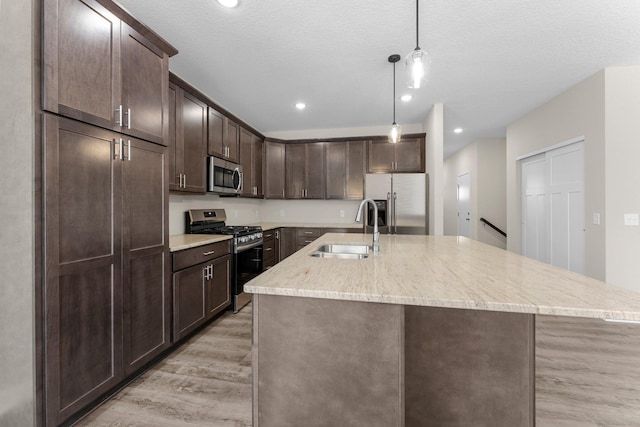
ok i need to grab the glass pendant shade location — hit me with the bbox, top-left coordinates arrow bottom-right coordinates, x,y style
389,122 -> 402,144
405,48 -> 431,89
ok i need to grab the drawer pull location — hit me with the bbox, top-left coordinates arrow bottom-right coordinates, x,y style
203,250 -> 215,256
304,240 -> 314,243
265,247 -> 273,251
304,231 -> 313,235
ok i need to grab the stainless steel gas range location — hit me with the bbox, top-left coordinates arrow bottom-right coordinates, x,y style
185,209 -> 262,313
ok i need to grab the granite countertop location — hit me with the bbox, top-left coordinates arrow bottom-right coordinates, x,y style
245,233 -> 640,321
169,234 -> 232,252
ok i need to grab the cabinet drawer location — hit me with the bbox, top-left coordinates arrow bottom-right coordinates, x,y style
264,237 -> 276,256
297,235 -> 320,247
263,256 -> 276,271
172,240 -> 231,272
263,229 -> 276,240
296,228 -> 324,238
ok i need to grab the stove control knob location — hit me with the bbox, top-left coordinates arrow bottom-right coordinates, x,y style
250,234 -> 256,240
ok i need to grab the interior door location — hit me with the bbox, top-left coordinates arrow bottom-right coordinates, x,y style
522,155 -> 546,262
457,173 -> 471,238
546,143 -> 585,274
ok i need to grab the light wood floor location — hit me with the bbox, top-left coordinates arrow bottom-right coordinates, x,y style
75,306 -> 253,426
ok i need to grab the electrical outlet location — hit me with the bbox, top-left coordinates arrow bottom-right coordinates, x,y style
624,213 -> 639,226
234,210 -> 238,218
593,213 -> 600,225
340,209 -> 345,218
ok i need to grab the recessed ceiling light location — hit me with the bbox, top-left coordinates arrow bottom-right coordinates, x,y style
454,128 -> 463,134
400,94 -> 413,102
217,0 -> 238,8
295,102 -> 306,110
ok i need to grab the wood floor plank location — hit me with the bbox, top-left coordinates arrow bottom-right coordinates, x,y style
75,306 -> 253,426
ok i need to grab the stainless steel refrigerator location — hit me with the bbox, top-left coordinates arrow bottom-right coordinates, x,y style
364,173 -> 429,235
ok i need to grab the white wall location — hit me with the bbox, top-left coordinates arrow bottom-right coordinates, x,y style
169,195 -> 360,235
423,103 -> 444,235
443,139 -> 506,249
603,67 -> 640,292
506,71 -> 606,281
0,0 -> 36,424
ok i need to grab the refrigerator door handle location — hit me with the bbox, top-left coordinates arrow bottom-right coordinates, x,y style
387,192 -> 392,234
393,192 -> 398,234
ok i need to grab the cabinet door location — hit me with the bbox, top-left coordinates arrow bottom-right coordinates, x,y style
265,141 -> 285,199
239,127 -> 254,196
346,140 -> 366,199
122,138 -> 170,375
168,84 -> 180,190
224,118 -> 240,162
368,140 -> 395,173
285,144 -> 305,199
43,115 -> 123,426
208,107 -> 225,157
254,136 -> 264,197
305,143 -> 325,199
206,255 -> 231,319
325,142 -> 347,199
120,22 -> 169,145
43,0 -> 121,130
279,228 -> 298,261
395,137 -> 425,172
180,91 -> 207,193
173,263 -> 207,341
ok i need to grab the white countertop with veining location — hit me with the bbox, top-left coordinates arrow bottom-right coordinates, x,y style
169,234 -> 232,252
245,233 -> 640,320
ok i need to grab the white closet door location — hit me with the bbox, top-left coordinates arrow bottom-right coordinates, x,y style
521,142 -> 584,274
546,143 -> 584,274
522,155 -> 546,262
457,172 -> 471,238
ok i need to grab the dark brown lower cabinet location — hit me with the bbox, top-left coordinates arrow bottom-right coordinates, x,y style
172,243 -> 231,341
43,115 -> 170,426
278,228 -> 298,261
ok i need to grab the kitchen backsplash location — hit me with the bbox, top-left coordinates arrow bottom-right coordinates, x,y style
169,195 -> 361,235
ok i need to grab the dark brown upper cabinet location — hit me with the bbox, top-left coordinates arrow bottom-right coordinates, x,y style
239,127 -> 264,197
286,143 -> 325,199
43,0 -> 177,146
368,136 -> 425,173
264,140 -> 286,199
168,81 -> 207,193
325,140 -> 366,200
209,110 -> 240,163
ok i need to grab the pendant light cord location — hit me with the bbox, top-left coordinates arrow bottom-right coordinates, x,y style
392,61 -> 396,123
415,0 -> 420,50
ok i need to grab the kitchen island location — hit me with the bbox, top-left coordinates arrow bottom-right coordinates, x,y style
246,233 -> 640,426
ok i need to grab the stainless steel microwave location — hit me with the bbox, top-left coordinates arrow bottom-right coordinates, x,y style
208,156 -> 242,194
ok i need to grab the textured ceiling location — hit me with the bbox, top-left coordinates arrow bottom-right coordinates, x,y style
117,0 -> 640,157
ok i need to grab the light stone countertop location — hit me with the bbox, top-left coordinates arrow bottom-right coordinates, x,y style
245,233 -> 640,321
169,234 -> 232,252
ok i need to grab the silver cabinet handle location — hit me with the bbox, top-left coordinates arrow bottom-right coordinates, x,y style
115,105 -> 123,127
393,192 -> 398,233
282,188 -> 285,198
203,265 -> 208,280
304,231 -> 313,235
183,174 -> 187,188
265,247 -> 273,252
275,230 -> 279,239
209,265 -> 214,280
301,188 -> 304,198
114,138 -> 123,160
123,140 -> 131,161
124,108 -> 131,129
203,250 -> 215,256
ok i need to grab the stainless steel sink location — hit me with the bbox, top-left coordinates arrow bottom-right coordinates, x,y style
310,243 -> 371,259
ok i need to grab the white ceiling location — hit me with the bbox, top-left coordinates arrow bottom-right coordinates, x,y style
117,0 -> 640,157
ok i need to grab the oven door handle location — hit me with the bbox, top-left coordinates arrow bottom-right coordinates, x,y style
235,240 -> 263,253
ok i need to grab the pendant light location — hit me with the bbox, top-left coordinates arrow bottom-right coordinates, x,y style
388,54 -> 402,144
405,0 -> 431,89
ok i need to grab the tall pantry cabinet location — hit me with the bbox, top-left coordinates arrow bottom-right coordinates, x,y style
41,0 -> 178,425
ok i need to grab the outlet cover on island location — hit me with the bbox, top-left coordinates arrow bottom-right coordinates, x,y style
234,210 -> 238,218
340,210 -> 345,218
280,209 -> 285,217
593,213 -> 600,225
624,213 -> 639,226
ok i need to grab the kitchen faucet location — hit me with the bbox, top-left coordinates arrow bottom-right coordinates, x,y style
355,198 -> 380,253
